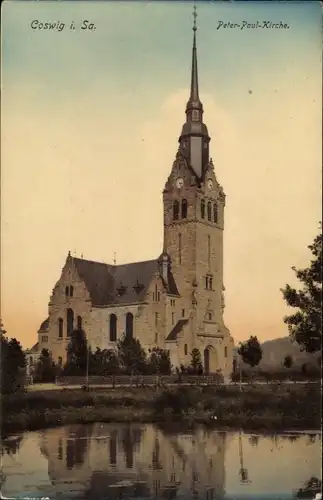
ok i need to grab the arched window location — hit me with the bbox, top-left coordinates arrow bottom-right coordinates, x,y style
65,286 -> 69,297
201,199 -> 205,219
58,318 -> 63,338
126,312 -> 134,338
181,199 -> 188,219
77,315 -> 82,330
109,314 -> 117,341
173,200 -> 179,221
69,285 -> 74,297
213,203 -> 218,223
184,344 -> 188,356
67,308 -> 74,337
207,201 -> 212,221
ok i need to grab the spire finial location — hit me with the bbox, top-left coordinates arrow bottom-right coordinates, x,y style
113,252 -> 117,266
193,4 -> 197,32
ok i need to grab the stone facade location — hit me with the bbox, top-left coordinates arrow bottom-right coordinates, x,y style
34,20 -> 234,379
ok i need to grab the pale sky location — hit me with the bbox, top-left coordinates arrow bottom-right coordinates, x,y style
1,1 -> 322,349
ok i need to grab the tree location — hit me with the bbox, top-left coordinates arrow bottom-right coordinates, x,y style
0,321 -> 26,394
117,332 -> 148,375
34,348 -> 56,382
147,348 -> 172,375
237,336 -> 262,368
190,348 -> 203,375
281,226 -> 322,353
89,348 -> 120,375
283,355 -> 293,369
64,328 -> 88,375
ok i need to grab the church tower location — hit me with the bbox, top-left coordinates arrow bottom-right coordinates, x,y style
163,6 -> 232,373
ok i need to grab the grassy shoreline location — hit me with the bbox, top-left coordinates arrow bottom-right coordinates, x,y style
1,383 -> 321,436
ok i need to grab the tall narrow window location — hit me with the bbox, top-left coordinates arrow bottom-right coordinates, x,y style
126,312 -> 134,338
173,200 -> 179,221
208,235 -> 211,267
58,318 -> 63,338
181,199 -> 188,219
65,286 -> 69,297
67,308 -> 74,337
207,201 -> 212,221
109,314 -> 117,341
209,277 -> 213,290
205,277 -> 209,289
69,285 -> 74,297
179,233 -> 182,264
155,312 -> 158,326
201,199 -> 205,219
77,315 -> 82,330
184,344 -> 188,356
172,312 -> 175,325
224,346 -> 228,358
213,203 -> 218,223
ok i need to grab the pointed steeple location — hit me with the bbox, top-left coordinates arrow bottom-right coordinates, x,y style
186,5 -> 203,117
178,5 -> 210,180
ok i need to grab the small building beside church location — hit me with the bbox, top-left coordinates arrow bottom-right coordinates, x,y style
34,15 -> 234,379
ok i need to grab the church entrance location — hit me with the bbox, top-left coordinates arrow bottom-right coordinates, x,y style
204,345 -> 218,374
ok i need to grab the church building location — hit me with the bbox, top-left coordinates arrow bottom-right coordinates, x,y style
35,12 -> 234,379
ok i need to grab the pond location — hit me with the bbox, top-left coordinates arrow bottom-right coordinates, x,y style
0,423 -> 321,499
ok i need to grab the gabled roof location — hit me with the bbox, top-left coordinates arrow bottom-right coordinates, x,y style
72,257 -> 179,307
38,318 -> 49,332
161,271 -> 180,297
166,319 -> 189,341
73,258 -> 116,306
25,342 -> 39,353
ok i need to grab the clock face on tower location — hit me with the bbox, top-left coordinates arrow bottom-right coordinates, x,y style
176,177 -> 184,189
207,179 -> 213,190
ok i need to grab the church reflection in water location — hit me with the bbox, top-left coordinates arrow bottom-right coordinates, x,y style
39,423 -> 228,499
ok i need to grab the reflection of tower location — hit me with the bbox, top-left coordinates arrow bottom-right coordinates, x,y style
109,430 -> 117,466
122,428 -> 134,469
238,431 -> 251,484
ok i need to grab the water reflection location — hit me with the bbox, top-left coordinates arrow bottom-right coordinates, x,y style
1,424 -> 321,499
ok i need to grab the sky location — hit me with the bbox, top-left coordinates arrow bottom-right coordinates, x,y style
1,1 -> 322,349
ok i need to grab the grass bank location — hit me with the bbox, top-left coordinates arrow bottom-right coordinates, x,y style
1,383 -> 321,436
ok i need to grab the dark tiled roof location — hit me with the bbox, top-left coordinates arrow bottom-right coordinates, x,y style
166,319 -> 189,341
72,257 -> 179,307
38,318 -> 49,332
161,271 -> 180,297
73,258 -> 116,306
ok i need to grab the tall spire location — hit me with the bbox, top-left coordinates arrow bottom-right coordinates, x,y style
186,4 -> 203,117
178,4 -> 210,180
190,5 -> 199,103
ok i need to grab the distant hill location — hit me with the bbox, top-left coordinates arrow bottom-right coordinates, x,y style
234,336 -> 320,370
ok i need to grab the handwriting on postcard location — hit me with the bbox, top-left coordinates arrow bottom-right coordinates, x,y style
30,20 -> 96,31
